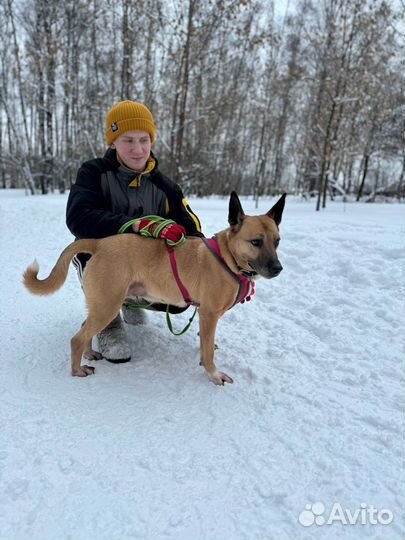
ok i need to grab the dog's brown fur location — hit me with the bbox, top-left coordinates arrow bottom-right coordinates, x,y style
23,192 -> 286,385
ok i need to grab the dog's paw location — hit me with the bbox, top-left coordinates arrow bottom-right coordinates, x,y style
83,349 -> 103,361
71,365 -> 95,377
207,370 -> 234,386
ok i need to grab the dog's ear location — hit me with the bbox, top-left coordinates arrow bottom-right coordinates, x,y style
228,191 -> 245,228
267,193 -> 287,226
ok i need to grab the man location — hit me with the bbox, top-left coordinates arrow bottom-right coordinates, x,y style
66,100 -> 202,363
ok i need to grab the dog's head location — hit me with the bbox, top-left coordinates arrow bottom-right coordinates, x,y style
227,191 -> 286,279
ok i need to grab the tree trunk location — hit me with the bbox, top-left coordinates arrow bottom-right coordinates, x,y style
174,0 -> 195,168
397,154 -> 405,200
44,6 -> 55,192
7,0 -> 32,156
316,98 -> 336,210
322,160 -> 330,208
0,102 -> 4,188
356,154 -> 369,201
121,0 -> 133,100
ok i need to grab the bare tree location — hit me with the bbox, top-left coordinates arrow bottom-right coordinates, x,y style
0,0 -> 403,205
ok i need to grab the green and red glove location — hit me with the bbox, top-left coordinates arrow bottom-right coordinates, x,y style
131,216 -> 186,247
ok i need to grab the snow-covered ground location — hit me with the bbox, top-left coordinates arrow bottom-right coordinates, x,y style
0,189 -> 404,540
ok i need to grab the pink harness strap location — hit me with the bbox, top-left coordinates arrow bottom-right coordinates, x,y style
167,246 -> 196,306
203,237 -> 255,307
167,237 -> 255,309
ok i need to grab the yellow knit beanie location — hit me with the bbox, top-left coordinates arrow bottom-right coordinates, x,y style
105,100 -> 157,145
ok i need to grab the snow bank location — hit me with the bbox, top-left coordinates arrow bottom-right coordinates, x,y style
0,191 -> 404,540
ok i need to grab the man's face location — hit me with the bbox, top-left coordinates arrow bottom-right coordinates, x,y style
112,130 -> 152,171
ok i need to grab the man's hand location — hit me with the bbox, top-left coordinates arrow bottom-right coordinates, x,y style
132,217 -> 186,246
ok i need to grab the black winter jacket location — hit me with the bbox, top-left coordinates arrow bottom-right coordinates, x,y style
66,149 -> 202,239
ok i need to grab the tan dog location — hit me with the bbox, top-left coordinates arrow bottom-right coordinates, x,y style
23,192 -> 286,385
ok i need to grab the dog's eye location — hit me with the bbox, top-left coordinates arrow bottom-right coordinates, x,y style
250,239 -> 263,248
274,239 -> 280,248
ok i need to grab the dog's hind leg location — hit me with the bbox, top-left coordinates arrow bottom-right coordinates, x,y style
198,308 -> 233,386
79,320 -> 103,361
71,292 -> 127,376
71,313 -> 120,376
71,323 -> 98,377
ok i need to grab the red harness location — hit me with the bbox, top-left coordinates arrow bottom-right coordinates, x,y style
166,237 -> 255,308
166,245 -> 196,306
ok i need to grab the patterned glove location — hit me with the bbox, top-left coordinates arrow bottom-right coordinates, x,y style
132,216 -> 186,247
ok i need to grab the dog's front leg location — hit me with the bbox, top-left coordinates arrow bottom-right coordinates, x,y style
199,308 -> 233,386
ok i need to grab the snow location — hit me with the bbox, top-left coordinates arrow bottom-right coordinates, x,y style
0,189 -> 404,540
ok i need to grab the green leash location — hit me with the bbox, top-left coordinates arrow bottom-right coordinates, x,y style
165,304 -> 198,336
123,301 -> 197,336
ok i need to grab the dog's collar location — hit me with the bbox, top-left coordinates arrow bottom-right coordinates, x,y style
202,237 -> 255,307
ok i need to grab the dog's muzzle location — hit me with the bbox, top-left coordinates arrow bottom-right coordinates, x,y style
268,263 -> 283,278
250,260 -> 283,279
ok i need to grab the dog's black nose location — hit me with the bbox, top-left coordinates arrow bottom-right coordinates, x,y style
269,264 -> 283,277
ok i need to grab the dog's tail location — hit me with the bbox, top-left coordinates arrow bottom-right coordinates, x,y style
23,239 -> 99,296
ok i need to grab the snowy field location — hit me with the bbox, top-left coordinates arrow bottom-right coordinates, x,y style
0,189 -> 404,540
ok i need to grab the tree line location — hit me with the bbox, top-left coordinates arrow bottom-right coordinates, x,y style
1,0 -> 404,208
